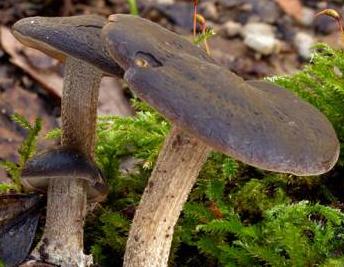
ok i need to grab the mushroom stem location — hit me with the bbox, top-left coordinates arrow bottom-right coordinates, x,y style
124,126 -> 210,267
31,57 -> 101,266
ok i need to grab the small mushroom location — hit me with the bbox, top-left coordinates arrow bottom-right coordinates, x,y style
12,15 -> 116,266
21,148 -> 108,203
102,14 -> 339,267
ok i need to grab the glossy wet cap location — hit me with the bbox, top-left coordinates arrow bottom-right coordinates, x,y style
12,15 -> 123,77
21,148 -> 108,202
102,14 -> 339,176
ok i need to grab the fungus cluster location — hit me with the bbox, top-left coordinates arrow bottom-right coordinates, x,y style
0,14 -> 339,267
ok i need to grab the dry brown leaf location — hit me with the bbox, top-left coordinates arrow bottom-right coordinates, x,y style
0,85 -> 57,162
98,77 -> 133,116
0,125 -> 23,162
275,0 -> 303,21
23,48 -> 60,71
318,31 -> 344,49
0,168 -> 10,183
0,85 -> 57,129
1,27 -> 133,117
0,26 -> 63,98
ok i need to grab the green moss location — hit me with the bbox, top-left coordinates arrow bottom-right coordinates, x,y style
192,202 -> 344,267
233,179 -> 290,219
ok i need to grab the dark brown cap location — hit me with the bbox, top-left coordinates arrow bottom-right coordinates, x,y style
102,14 -> 339,176
12,15 -> 123,77
21,148 -> 108,202
103,14 -> 214,70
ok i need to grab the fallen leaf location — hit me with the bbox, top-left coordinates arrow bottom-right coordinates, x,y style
318,31 -> 344,49
0,194 -> 42,226
1,27 -> 133,117
0,194 -> 42,267
0,120 -> 23,162
0,26 -> 63,98
98,77 -> 133,116
275,0 -> 303,21
208,36 -> 247,67
143,2 -> 194,30
22,47 -> 60,71
0,169 -> 10,183
0,84 -> 57,162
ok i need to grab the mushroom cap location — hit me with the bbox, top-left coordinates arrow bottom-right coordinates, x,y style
21,148 -> 108,202
12,15 -> 123,77
103,14 -> 214,70
102,14 -> 339,176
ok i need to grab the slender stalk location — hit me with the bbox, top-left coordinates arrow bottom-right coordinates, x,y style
193,0 -> 198,37
30,58 -> 101,266
124,126 -> 210,267
127,0 -> 139,15
195,14 -> 211,55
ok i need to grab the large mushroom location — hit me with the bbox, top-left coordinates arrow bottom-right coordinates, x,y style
102,14 -> 340,267
12,15 -> 122,266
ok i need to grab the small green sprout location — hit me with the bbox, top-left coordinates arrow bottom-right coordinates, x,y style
191,13 -> 216,55
127,0 -> 138,16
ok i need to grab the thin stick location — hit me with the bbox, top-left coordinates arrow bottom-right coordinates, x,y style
193,0 -> 198,37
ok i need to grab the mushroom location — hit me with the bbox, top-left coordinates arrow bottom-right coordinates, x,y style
12,15 -> 120,266
21,148 -> 108,203
19,148 -> 107,265
102,14 -> 340,267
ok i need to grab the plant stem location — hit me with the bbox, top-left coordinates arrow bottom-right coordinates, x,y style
124,126 -> 210,267
193,0 -> 198,37
127,0 -> 139,15
31,58 -> 101,266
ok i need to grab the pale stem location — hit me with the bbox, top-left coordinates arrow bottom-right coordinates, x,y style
124,126 -> 210,267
